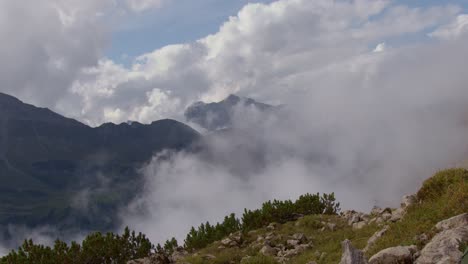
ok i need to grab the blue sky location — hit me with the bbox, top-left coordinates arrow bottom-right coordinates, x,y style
107,0 -> 468,63
108,0 -> 275,62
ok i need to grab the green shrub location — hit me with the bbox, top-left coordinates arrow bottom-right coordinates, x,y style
185,192 -> 340,250
0,227 -> 152,264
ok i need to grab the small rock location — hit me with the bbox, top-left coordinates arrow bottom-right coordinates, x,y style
327,223 -> 337,231
381,212 -> 392,221
371,206 -> 383,215
260,245 -> 278,256
240,256 -> 252,263
352,221 -> 367,230
339,239 -> 368,264
390,208 -> 405,222
267,223 -> 277,231
127,253 -> 171,264
400,194 -> 416,208
292,233 -> 308,243
202,254 -> 217,260
287,239 -> 300,246
349,215 -> 361,225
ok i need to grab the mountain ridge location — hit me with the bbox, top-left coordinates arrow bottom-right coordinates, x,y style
0,92 -> 200,233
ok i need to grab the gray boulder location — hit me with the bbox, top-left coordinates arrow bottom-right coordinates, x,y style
339,239 -> 368,264
415,227 -> 468,264
435,213 -> 468,231
368,245 -> 418,264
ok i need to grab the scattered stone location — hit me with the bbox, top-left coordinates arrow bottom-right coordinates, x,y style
327,223 -> 337,231
400,194 -> 416,208
171,247 -> 188,261
368,245 -> 418,264
390,208 -> 404,222
363,225 -> 389,252
240,256 -> 252,263
314,250 -> 321,258
435,213 -> 468,231
202,254 -> 217,260
371,206 -> 383,215
267,223 -> 278,231
127,253 -> 171,264
292,233 -> 308,244
287,239 -> 300,246
415,227 -> 468,264
260,245 -> 278,256
339,239 -> 368,264
381,212 -> 392,222
265,232 -> 276,241
352,221 -> 367,230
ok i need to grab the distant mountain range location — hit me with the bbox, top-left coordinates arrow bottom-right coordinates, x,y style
185,94 -> 274,131
0,92 -> 275,237
0,92 -> 199,233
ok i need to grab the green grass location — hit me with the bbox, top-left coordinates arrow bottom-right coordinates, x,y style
366,168 -> 468,256
178,168 -> 468,264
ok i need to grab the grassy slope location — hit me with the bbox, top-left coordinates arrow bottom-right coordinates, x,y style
180,168 -> 468,264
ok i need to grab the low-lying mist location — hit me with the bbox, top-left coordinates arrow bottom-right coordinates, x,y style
120,39 -> 468,244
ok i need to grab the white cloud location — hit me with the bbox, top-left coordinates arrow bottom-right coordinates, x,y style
64,0 -> 463,126
430,14 -> 468,40
0,0 -> 114,108
126,0 -> 164,12
373,42 -> 386,52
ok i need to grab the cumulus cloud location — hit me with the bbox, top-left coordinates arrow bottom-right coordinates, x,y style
63,0 -> 461,126
0,0 -> 116,109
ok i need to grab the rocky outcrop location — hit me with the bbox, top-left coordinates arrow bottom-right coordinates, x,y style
220,231 -> 243,248
434,213 -> 468,231
415,214 -> 468,264
256,232 -> 313,263
339,239 -> 368,264
127,253 -> 171,264
368,245 -> 418,264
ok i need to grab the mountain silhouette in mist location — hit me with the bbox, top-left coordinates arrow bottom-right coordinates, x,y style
0,92 -> 199,232
185,94 -> 274,131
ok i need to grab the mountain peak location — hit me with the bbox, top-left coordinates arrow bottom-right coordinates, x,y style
184,94 -> 273,131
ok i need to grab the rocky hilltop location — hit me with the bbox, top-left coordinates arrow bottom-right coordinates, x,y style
128,169 -> 467,264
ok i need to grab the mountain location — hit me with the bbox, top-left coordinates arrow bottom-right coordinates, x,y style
184,94 -> 274,131
0,92 -> 199,233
